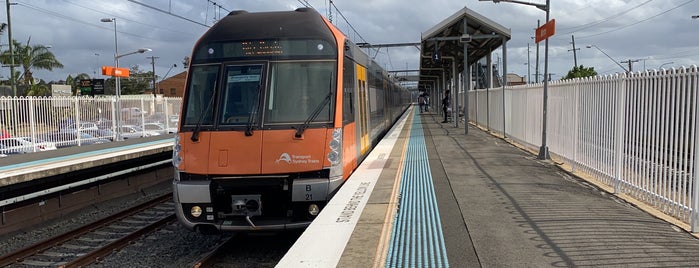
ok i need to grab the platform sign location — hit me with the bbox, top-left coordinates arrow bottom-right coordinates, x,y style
80,79 -> 92,96
102,66 -> 130,77
92,79 -> 105,95
535,19 -> 555,43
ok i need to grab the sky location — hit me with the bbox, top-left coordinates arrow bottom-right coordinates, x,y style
3,0 -> 698,86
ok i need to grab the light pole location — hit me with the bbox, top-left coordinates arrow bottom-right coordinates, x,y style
94,53 -> 100,77
586,45 -> 628,72
481,0 -> 551,159
101,17 -> 152,141
658,62 -> 674,69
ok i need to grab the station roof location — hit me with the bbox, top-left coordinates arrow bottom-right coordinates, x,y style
419,7 -> 511,90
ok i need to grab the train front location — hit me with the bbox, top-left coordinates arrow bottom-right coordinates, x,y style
172,9 -> 346,232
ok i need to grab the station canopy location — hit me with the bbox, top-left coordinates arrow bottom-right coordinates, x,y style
419,7 -> 511,91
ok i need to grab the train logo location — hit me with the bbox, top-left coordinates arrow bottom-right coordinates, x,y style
275,153 -> 292,164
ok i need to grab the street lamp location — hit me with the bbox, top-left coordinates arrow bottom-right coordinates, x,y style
586,45 -> 628,72
658,62 -> 674,69
481,0 -> 551,160
101,17 -> 152,141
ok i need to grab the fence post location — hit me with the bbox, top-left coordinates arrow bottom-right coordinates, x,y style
28,97 -> 37,151
691,66 -> 699,232
573,79 -> 580,173
613,74 -> 627,194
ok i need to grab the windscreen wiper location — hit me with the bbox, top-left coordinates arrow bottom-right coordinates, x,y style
191,93 -> 216,142
295,90 -> 332,138
245,83 -> 262,136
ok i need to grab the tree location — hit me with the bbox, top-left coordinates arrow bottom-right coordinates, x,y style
25,82 -> 50,96
103,65 -> 153,95
564,65 -> 597,79
66,73 -> 91,95
0,38 -> 64,87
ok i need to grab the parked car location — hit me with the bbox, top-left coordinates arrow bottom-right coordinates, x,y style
0,137 -> 57,154
119,125 -> 160,139
169,115 -> 180,125
43,132 -> 111,148
83,128 -> 116,141
121,107 -> 147,118
143,122 -> 177,135
60,122 -> 99,132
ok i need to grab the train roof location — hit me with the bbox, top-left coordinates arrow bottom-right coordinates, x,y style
197,8 -> 336,44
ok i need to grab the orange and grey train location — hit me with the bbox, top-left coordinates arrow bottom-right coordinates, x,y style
172,8 -> 410,233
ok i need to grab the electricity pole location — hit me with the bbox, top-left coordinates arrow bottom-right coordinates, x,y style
621,59 -> 640,72
568,35 -> 580,67
535,20 -> 540,83
148,56 -> 159,95
6,1 -> 16,96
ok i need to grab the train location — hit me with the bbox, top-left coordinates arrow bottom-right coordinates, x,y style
171,8 -> 411,233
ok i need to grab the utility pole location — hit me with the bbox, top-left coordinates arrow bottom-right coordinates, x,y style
527,43 -> 531,83
621,59 -> 640,72
328,0 -> 333,23
6,0 -> 16,96
568,35 -> 580,67
147,56 -> 159,95
535,20 -> 540,83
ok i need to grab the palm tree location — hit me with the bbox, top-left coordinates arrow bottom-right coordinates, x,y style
66,73 -> 91,95
0,37 -> 63,86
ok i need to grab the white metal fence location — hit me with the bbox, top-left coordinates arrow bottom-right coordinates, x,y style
469,66 -> 699,231
0,95 -> 182,154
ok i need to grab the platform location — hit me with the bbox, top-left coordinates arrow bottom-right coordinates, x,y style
279,107 -> 699,267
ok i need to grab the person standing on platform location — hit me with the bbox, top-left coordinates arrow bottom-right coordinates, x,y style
441,90 -> 450,123
418,93 -> 426,113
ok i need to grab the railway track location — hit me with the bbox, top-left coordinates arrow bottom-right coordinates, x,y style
0,193 -> 174,267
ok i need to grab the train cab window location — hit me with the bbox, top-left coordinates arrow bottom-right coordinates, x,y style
265,61 -> 335,124
183,65 -> 219,126
220,65 -> 263,125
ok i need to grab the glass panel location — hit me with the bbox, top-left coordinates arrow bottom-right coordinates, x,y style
265,61 -> 335,124
183,65 -> 219,125
220,65 -> 264,125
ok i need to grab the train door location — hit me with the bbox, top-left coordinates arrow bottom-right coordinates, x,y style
356,64 -> 370,155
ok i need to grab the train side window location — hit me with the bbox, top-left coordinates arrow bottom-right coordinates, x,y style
343,57 -> 355,123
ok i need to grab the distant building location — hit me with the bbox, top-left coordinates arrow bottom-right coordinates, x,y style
506,73 -> 526,86
156,71 -> 187,98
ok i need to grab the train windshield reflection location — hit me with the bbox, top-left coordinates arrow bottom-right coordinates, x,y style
265,61 -> 335,124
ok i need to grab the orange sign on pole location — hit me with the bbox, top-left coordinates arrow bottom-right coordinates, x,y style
535,19 -> 555,43
101,66 -> 130,77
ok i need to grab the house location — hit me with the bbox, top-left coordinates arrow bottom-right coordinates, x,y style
155,71 -> 187,97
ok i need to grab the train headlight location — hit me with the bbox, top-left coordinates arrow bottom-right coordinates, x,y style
191,206 -> 202,217
327,128 -> 342,166
173,135 -> 182,169
308,204 -> 320,216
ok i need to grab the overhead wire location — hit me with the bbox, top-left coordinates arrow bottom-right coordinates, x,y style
576,0 -> 695,39
15,2 -> 157,41
127,0 -> 210,28
558,0 -> 654,34
63,0 -> 198,37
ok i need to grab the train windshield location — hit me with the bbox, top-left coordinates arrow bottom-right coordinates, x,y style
183,65 -> 218,126
265,61 -> 335,124
220,65 -> 264,125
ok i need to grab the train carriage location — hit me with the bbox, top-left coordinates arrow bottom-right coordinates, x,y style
172,8 -> 410,233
